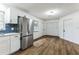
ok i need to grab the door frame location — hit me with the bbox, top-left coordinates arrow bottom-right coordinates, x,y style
63,18 -> 72,38
46,21 -> 59,36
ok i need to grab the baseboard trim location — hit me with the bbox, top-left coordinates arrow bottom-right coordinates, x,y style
33,36 -> 44,41
33,35 -> 60,41
43,35 -> 60,38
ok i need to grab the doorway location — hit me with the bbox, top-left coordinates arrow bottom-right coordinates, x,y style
63,19 -> 74,42
46,22 -> 59,36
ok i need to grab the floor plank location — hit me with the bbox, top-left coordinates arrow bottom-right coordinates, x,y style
15,37 -> 79,55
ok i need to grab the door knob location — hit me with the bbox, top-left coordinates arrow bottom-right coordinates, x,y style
63,29 -> 65,32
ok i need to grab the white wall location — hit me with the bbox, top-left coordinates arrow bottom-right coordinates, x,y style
59,11 -> 79,44
44,20 -> 59,36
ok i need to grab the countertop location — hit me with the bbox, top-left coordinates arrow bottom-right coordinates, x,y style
0,33 -> 20,37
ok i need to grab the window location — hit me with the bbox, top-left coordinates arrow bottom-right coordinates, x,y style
0,11 -> 5,31
33,20 -> 39,32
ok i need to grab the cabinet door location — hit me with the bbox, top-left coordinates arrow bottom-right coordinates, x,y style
5,8 -> 10,23
0,36 -> 10,55
5,8 -> 19,24
10,34 -> 20,53
10,8 -> 19,24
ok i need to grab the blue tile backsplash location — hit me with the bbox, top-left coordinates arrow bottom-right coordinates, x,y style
0,24 -> 19,34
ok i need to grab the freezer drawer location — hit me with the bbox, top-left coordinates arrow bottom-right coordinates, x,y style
21,35 -> 33,50
27,35 -> 33,47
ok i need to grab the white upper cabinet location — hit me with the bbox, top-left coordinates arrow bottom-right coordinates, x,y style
5,7 -> 27,24
5,7 -> 19,24
10,8 -> 19,24
5,8 -> 10,23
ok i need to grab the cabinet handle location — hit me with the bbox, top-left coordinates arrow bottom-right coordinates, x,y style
15,36 -> 18,37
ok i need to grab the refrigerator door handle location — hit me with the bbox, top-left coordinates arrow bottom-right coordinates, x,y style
23,17 -> 29,34
27,23 -> 29,34
22,34 -> 33,37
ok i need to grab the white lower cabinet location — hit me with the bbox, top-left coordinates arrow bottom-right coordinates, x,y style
0,36 -> 10,55
0,33 -> 20,55
10,34 -> 20,53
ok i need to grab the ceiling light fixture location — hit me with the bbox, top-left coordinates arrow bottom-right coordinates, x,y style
45,9 -> 59,15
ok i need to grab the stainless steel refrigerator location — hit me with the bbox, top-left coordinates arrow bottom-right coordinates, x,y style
18,16 -> 34,50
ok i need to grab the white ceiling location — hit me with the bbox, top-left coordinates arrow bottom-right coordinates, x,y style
4,3 -> 79,20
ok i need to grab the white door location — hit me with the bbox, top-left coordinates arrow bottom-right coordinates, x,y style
63,19 -> 74,41
46,22 -> 59,36
72,19 -> 79,44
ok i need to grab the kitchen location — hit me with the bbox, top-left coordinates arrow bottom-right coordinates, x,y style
0,3 -> 79,55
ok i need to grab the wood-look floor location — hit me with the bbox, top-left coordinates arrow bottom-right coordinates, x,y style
15,36 -> 79,55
